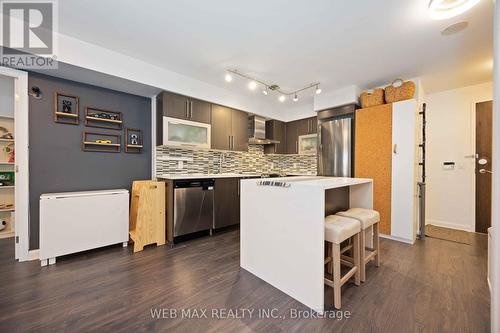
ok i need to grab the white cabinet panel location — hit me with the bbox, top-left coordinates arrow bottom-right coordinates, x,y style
391,99 -> 417,242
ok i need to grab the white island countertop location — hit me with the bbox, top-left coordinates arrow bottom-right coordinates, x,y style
240,176 -> 373,313
255,176 -> 372,189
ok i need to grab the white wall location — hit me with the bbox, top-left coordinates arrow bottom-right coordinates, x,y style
425,82 -> 493,231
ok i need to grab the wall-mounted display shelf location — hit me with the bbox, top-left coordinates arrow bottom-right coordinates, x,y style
85,107 -> 123,130
82,131 -> 121,153
125,128 -> 143,153
54,92 -> 79,125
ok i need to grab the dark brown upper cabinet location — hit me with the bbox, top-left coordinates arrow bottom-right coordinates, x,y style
211,105 -> 248,152
161,91 -> 211,124
298,116 -> 317,136
264,119 -> 286,154
286,120 -> 299,154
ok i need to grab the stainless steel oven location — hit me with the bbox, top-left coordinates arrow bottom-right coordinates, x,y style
173,179 -> 214,237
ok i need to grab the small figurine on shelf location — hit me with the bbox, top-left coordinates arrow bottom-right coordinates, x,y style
0,220 -> 6,231
62,100 -> 72,113
4,143 -> 14,163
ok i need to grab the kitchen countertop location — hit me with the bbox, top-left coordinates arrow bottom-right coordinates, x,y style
157,173 -> 261,180
157,173 -> 317,180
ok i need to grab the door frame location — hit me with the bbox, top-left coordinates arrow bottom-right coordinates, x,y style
0,66 -> 29,262
469,98 -> 494,233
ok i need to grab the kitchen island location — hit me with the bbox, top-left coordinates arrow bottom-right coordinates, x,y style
240,176 -> 373,313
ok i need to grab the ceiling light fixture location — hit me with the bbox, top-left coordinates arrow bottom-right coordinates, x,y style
225,73 -> 233,82
428,0 -> 481,20
225,69 -> 320,103
248,81 -> 257,90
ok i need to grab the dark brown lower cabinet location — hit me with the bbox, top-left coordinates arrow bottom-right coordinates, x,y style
213,178 -> 240,229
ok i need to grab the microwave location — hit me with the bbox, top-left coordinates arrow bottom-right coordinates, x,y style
163,117 -> 211,149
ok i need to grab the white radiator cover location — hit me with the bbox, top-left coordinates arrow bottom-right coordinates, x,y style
40,189 -> 129,262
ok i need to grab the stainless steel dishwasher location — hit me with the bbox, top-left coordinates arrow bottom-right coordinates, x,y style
173,179 -> 214,237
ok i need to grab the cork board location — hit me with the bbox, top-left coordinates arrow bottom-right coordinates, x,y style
354,104 -> 392,234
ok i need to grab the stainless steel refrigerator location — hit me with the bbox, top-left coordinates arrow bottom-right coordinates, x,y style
317,113 -> 354,177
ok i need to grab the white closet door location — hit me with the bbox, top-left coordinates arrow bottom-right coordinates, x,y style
391,99 -> 417,243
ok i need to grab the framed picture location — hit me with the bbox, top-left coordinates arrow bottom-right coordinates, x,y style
54,92 -> 79,125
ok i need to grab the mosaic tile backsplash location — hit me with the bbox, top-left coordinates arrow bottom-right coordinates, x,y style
156,145 -> 317,176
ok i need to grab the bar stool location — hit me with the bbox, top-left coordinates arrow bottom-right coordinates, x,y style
324,215 -> 361,309
337,208 -> 380,282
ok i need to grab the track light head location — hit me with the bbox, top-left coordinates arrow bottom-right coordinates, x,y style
225,73 -> 233,82
293,94 -> 298,102
279,95 -> 286,102
315,85 -> 322,95
248,81 -> 257,90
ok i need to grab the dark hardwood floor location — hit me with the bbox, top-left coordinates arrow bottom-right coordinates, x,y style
0,230 -> 490,333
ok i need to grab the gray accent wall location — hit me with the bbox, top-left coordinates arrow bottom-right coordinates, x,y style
29,73 -> 151,250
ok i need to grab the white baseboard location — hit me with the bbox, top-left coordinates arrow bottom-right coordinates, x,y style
28,249 -> 40,261
379,233 -> 415,245
426,219 -> 474,232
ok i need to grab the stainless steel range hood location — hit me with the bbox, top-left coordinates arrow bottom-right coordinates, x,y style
248,115 -> 280,145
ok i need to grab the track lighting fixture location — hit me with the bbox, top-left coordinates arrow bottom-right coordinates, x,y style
225,69 -> 321,103
248,81 -> 257,90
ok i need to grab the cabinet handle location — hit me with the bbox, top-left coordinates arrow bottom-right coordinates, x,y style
185,100 -> 189,118
231,136 -> 234,150
229,136 -> 231,150
296,140 -> 298,154
190,101 -> 193,118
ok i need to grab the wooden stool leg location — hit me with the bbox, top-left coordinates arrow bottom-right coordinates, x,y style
360,229 -> 366,282
374,223 -> 380,267
352,233 -> 361,286
326,242 -> 333,275
333,243 -> 341,309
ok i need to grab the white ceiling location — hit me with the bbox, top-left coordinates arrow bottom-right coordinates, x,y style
58,0 -> 493,106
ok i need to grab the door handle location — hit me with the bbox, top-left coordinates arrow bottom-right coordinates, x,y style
393,144 -> 398,154
479,169 -> 493,174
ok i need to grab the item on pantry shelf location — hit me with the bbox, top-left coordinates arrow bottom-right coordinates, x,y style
95,140 -> 112,144
4,143 -> 14,163
0,172 -> 14,186
0,220 -> 6,231
384,79 -> 415,103
0,204 -> 13,210
0,126 -> 13,140
360,88 -> 385,108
